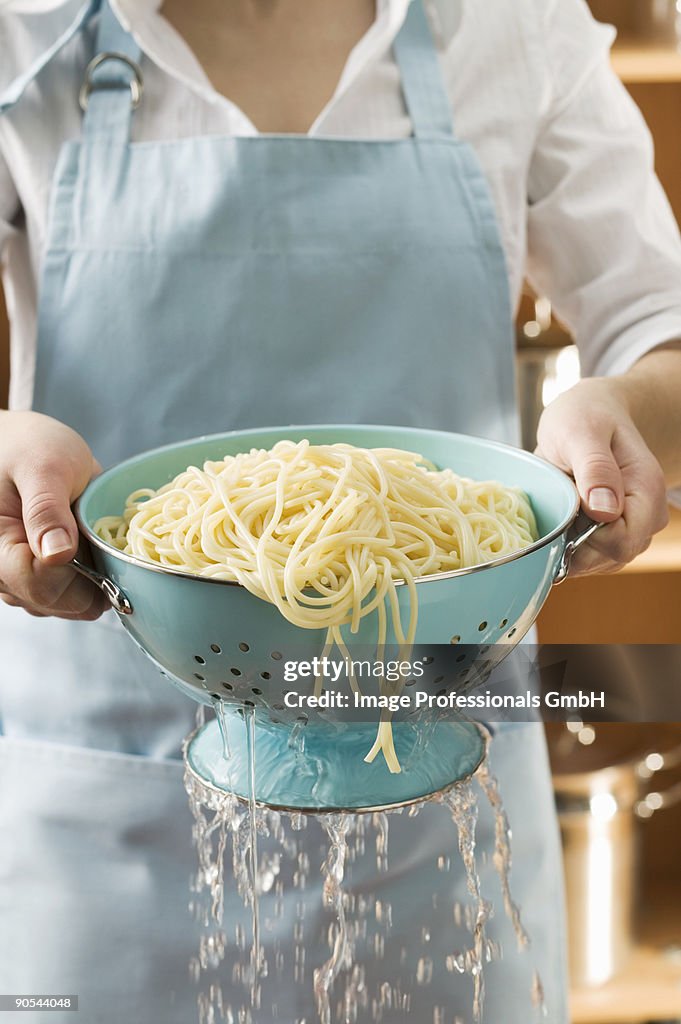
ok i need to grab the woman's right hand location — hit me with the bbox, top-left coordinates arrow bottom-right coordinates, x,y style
0,411 -> 107,619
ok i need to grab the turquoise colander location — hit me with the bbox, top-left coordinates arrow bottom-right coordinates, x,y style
74,425 -> 597,812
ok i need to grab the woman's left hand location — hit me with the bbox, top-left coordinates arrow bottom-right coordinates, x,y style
535,377 -> 669,576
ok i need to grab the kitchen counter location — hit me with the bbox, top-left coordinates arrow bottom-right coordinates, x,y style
572,946 -> 681,1023
572,877 -> 681,1024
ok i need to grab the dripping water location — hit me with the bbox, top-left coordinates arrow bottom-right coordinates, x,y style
244,706 -> 261,1003
441,780 -> 492,1023
212,698 -> 232,761
313,814 -> 351,1024
531,970 -> 548,1018
475,758 -> 529,950
185,723 -> 543,1024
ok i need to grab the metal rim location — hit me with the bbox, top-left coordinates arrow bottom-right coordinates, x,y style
79,52 -> 143,112
182,721 -> 490,815
75,426 -> 580,588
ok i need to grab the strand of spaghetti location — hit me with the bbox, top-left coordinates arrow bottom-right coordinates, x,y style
328,625 -> 361,695
363,559 -> 418,768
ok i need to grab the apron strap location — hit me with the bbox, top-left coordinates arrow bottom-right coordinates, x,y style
81,1 -> 143,144
0,0 -> 140,144
0,0 -> 99,115
392,0 -> 455,139
1,0 -> 447,143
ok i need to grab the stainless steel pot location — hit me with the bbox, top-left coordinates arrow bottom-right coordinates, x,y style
551,726 -> 681,987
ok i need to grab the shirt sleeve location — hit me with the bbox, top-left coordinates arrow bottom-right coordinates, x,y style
526,0 -> 681,379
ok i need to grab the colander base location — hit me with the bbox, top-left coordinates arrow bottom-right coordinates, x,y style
184,712 -> 487,814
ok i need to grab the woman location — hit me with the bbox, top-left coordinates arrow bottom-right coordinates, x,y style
0,1 -> 679,1021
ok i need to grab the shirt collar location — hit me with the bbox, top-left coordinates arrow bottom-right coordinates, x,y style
112,0 -> 217,105
3,0 -> 413,133
111,0 -> 412,127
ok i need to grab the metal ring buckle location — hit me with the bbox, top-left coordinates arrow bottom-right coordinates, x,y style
79,52 -> 143,112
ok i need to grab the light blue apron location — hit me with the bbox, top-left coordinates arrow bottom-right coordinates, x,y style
0,2 -> 568,1021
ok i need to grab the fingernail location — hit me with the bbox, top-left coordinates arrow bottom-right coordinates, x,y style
588,487 -> 618,514
41,528 -> 72,558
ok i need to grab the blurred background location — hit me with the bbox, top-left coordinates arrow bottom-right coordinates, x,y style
1,1 -> 681,1021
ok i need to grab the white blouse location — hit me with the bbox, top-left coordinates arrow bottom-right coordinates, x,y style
2,0 -> 681,411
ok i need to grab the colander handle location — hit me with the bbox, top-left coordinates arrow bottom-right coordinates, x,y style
71,548 -> 133,616
553,512 -> 603,585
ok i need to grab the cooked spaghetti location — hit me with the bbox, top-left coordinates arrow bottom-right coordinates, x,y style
95,440 -> 538,771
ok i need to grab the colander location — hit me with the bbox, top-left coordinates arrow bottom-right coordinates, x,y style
74,425 -> 598,812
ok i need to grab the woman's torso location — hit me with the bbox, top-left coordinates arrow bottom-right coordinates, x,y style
0,0 -> 615,413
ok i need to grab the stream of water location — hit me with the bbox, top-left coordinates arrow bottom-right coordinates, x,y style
185,712 -> 545,1024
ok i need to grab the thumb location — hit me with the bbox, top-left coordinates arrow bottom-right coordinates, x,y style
567,435 -> 625,523
15,465 -> 80,564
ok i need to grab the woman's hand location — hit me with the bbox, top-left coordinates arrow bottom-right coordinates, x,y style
0,411 -> 106,619
535,377 -> 670,576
